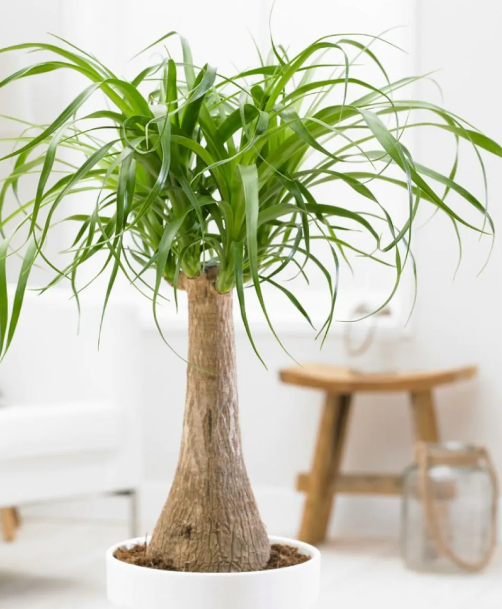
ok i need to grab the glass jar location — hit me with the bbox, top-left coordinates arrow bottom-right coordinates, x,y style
401,442 -> 498,573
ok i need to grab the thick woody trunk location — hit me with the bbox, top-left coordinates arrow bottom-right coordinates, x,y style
148,268 -> 270,572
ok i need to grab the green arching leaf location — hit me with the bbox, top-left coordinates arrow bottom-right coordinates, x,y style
0,236 -> 10,354
31,124 -> 68,234
180,36 -> 197,89
116,152 -> 136,234
181,65 -> 217,137
132,63 -> 163,88
171,135 -> 229,199
166,59 -> 180,128
105,79 -> 152,117
296,246 -> 338,339
5,237 -> 37,354
277,105 -> 342,163
82,110 -> 125,124
239,164 -> 260,270
358,109 -> 489,232
337,38 -> 391,83
98,242 -> 121,348
263,226 -> 304,282
0,42 -> 106,77
239,163 -> 298,361
261,275 -> 315,329
216,105 -> 259,143
398,120 -> 502,158
415,162 -> 492,226
318,241 -> 340,345
176,173 -> 205,234
281,178 -> 310,260
39,140 -> 119,246
0,82 -> 102,162
48,33 -> 117,79
0,61 -> 78,89
265,40 -> 349,111
132,31 -> 178,59
132,117 -> 172,225
153,214 -> 187,320
304,202 -> 379,242
257,203 -> 298,226
233,240 -> 265,367
296,167 -> 379,203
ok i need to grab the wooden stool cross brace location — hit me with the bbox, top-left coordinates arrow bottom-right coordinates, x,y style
1,508 -> 21,542
279,364 -> 477,545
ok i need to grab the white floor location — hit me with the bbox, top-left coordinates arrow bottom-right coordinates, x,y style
1,520 -> 501,609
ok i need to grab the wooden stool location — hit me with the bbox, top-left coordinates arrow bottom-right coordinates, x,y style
279,364 -> 478,545
1,508 -> 21,542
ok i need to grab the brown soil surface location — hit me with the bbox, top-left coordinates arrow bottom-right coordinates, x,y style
114,543 -> 310,572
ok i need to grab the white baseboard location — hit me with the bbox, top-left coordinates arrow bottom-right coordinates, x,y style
23,482 -> 501,542
23,482 -> 400,538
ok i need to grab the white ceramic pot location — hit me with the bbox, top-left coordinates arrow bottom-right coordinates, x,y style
107,535 -> 321,609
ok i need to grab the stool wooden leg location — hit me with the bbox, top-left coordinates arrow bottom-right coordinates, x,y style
298,393 -> 352,545
410,389 -> 440,442
1,508 -> 18,542
13,507 -> 21,528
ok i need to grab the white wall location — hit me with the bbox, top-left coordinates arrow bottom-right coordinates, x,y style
133,0 -> 502,536
411,0 -> 502,472
120,0 -> 502,536
4,0 -> 502,536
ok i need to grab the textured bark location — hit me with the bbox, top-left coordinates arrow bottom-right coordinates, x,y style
147,268 -> 270,572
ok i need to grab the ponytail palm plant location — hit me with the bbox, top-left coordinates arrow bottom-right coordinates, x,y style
0,32 -> 499,572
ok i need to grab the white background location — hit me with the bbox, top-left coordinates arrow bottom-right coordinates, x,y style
0,0 -> 501,536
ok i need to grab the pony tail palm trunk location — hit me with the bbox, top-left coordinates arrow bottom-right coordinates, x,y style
147,268 -> 270,572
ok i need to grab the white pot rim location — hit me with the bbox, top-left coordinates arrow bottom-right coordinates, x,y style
107,535 -> 320,578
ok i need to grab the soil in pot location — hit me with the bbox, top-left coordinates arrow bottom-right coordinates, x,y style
114,543 -> 310,572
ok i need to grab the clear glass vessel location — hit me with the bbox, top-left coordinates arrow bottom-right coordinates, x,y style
401,442 -> 497,573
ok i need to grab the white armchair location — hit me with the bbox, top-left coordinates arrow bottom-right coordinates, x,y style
0,288 -> 142,540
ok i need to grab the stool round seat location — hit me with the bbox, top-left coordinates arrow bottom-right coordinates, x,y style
280,364 -> 477,394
